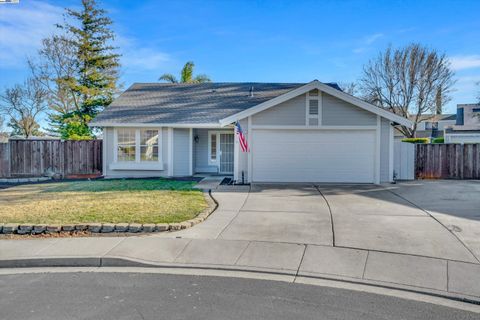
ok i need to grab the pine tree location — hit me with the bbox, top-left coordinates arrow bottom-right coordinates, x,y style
58,0 -> 120,139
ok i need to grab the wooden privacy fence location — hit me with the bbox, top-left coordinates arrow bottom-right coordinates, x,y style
0,139 -> 102,178
415,144 -> 480,179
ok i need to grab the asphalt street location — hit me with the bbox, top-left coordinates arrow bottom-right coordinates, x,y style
0,272 -> 477,319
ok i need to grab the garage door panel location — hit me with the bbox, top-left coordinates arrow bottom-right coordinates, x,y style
252,129 -> 375,183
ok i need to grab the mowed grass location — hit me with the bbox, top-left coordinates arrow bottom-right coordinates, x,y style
0,179 -> 207,224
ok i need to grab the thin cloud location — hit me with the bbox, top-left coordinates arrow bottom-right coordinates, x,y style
364,33 -> 384,45
450,55 -> 480,71
121,47 -> 171,72
0,1 -> 64,67
353,32 -> 384,54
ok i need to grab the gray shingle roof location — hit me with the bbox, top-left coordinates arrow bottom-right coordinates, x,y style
92,82 -> 341,125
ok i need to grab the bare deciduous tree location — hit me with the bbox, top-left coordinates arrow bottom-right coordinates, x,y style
359,43 -> 455,137
338,82 -> 360,97
0,78 -> 47,138
28,35 -> 80,129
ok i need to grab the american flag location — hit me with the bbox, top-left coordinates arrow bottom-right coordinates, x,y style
235,122 -> 249,152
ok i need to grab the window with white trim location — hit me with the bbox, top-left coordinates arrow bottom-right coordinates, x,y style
115,128 -> 161,163
117,128 -> 136,161
140,129 -> 159,161
208,132 -> 218,163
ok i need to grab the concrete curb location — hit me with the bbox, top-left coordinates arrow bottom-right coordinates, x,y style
0,255 -> 479,306
1,190 -> 218,236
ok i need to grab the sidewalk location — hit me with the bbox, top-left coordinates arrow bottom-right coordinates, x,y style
1,234 -> 480,303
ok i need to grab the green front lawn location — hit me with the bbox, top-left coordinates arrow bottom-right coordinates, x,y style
0,179 -> 207,224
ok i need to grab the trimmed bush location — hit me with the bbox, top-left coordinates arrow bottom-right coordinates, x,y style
401,137 -> 429,144
431,137 -> 444,144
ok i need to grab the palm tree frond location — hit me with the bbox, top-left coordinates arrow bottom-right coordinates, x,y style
180,61 -> 195,83
193,74 -> 211,83
159,74 -> 178,83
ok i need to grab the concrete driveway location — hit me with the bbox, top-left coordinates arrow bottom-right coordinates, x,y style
160,181 -> 480,264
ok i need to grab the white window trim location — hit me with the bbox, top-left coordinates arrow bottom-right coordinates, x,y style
306,91 -> 322,126
208,131 -> 220,165
112,127 -> 163,170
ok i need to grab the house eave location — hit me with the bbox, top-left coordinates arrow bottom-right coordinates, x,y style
219,80 -> 414,128
89,122 -> 225,128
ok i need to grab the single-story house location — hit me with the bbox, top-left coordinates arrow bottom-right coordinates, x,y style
90,80 -> 412,184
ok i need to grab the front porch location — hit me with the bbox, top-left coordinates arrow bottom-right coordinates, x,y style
192,128 -> 235,176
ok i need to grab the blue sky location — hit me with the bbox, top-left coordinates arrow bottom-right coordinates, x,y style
1,0 -> 480,124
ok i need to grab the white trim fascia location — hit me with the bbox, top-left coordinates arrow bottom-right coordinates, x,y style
135,129 -> 141,163
113,128 -> 118,162
375,116 -> 381,184
207,131 -> 220,166
90,122 -> 224,129
250,125 -> 377,130
102,128 -> 107,176
219,80 -> 413,128
189,128 -> 193,176
389,123 -> 394,182
168,128 -> 174,176
247,116 -> 252,183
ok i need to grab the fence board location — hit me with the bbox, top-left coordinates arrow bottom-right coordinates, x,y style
0,139 -> 102,178
416,144 -> 480,180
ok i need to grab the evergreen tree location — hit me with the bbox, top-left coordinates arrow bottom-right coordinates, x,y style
58,0 -> 120,139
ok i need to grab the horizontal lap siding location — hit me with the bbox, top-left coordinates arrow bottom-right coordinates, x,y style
322,93 -> 377,126
252,94 -> 306,125
173,128 -> 190,176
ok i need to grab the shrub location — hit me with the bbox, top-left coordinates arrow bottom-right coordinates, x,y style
401,138 -> 429,144
431,137 -> 444,144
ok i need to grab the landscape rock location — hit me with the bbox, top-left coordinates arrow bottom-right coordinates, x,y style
32,224 -> 47,234
62,224 -> 75,232
128,223 -> 142,233
88,223 -> 102,233
3,223 -> 19,234
114,223 -> 129,232
101,223 -> 115,233
142,224 -> 155,232
169,223 -> 181,231
46,225 -> 61,233
75,224 -> 88,231
155,223 -> 169,232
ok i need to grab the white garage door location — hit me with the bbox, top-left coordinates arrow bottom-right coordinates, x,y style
252,129 -> 376,183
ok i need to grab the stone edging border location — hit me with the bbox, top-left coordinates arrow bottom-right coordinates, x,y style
0,190 -> 218,235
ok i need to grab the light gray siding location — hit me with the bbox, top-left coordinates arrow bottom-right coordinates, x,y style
380,118 -> 392,182
322,93 -> 376,126
173,128 -> 190,176
252,94 -> 306,126
104,127 -> 169,178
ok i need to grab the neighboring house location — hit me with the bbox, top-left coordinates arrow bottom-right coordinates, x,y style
444,104 -> 480,143
90,80 -> 412,184
394,114 -> 456,139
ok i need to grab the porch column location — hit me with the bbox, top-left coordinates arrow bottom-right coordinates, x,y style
189,128 -> 193,176
233,125 -> 239,182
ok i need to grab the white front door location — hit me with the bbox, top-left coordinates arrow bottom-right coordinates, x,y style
219,133 -> 234,174
251,129 -> 376,183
